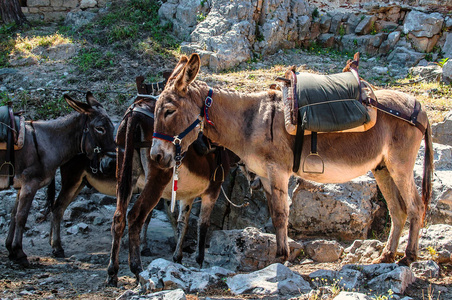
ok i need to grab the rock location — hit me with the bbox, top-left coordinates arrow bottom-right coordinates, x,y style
372,66 -> 388,75
310,268 -> 362,291
409,64 -> 442,82
138,258 -> 232,293
64,11 -> 97,29
80,0 -> 97,9
304,240 -> 343,262
411,260 -> 440,278
408,33 -> 440,53
342,239 -> 385,264
365,264 -> 415,294
334,291 -> 373,300
226,263 -> 311,296
117,288 -> 186,300
415,143 -> 452,224
432,111 -> 452,146
442,60 -> 452,85
204,227 -> 303,272
387,47 -> 425,67
403,11 -> 444,38
355,15 -> 377,35
288,174 -> 378,241
44,44 -> 79,61
442,32 -> 452,60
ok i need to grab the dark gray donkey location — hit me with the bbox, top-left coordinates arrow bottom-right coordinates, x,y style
3,92 -> 116,266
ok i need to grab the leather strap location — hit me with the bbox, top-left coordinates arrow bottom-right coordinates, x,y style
292,115 -> 304,173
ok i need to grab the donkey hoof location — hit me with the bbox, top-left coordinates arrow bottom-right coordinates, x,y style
141,247 -> 152,257
397,256 -> 415,266
172,255 -> 182,264
52,249 -> 65,258
195,255 -> 204,268
105,276 -> 118,287
10,255 -> 30,267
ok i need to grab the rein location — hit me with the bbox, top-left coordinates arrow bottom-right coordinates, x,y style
152,88 -> 215,212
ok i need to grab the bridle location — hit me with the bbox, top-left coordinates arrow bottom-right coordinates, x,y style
152,88 -> 214,167
80,114 -> 114,174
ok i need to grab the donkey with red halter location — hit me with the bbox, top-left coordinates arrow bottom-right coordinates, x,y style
3,92 -> 116,266
150,54 -> 433,266
106,80 -> 237,286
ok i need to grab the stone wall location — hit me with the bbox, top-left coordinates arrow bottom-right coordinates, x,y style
159,0 -> 452,71
21,0 -> 107,22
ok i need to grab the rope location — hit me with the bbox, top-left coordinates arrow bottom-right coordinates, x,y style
221,185 -> 249,208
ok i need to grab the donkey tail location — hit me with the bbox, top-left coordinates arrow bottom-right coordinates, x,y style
39,177 -> 56,222
117,112 -> 138,207
422,120 -> 434,223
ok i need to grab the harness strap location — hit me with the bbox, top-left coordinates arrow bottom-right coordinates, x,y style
5,103 -> 15,185
369,98 -> 425,133
30,121 -> 43,167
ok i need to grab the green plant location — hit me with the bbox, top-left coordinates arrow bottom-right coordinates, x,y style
437,57 -> 449,68
72,48 -> 114,72
370,22 -> 377,35
372,289 -> 394,300
338,24 -> 346,37
426,246 -> 438,260
312,8 -> 319,19
197,12 -> 206,23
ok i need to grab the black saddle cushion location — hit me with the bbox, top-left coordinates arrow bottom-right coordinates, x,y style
296,72 -> 370,132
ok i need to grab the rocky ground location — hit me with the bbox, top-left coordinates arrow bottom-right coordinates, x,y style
0,17 -> 452,300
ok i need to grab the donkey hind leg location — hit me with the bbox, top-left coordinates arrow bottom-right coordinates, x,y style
140,212 -> 153,257
106,182 -> 132,287
372,166 -> 408,264
173,198 -> 194,264
50,182 -> 85,258
389,169 -> 424,266
196,183 -> 222,267
8,184 -> 39,266
261,175 -> 290,260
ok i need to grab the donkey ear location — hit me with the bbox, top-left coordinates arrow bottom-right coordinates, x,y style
86,91 -> 102,108
64,94 -> 92,114
168,55 -> 190,79
175,53 -> 200,96
353,52 -> 360,62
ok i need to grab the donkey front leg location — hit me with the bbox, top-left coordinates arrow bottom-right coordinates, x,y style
127,166 -> 172,281
173,198 -> 194,264
8,183 -> 39,266
5,191 -> 20,259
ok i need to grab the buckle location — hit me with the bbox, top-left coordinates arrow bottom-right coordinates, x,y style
94,146 -> 101,154
172,136 -> 182,145
205,96 -> 213,107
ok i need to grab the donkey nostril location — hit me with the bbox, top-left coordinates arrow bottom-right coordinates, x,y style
154,154 -> 162,163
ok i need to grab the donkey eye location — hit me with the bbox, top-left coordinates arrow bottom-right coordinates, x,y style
95,126 -> 106,134
164,110 -> 175,118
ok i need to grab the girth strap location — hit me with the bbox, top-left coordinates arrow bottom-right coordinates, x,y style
292,117 -> 304,173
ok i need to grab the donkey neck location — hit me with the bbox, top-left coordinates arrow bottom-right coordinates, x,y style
194,81 -> 270,155
31,112 -> 87,165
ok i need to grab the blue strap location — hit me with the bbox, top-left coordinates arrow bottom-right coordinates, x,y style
153,132 -> 174,142
178,118 -> 201,139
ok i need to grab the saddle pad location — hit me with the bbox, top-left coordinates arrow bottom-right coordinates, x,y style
296,72 -> 370,132
0,115 -> 25,150
0,106 -> 21,141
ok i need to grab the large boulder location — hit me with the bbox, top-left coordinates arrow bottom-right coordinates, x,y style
204,227 -> 303,272
288,174 -> 378,241
403,10 -> 443,52
432,111 -> 452,146
442,60 -> 452,84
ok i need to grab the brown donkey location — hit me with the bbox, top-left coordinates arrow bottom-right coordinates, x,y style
150,54 -> 434,266
106,95 -> 237,286
4,92 -> 116,266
